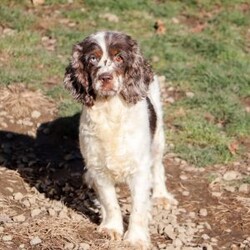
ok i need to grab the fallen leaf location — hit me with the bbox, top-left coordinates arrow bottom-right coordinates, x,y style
228,141 -> 239,155
154,20 -> 166,35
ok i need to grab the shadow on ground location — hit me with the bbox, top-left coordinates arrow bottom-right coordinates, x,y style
0,113 -> 100,224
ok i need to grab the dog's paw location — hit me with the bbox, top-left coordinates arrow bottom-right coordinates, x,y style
124,229 -> 150,250
124,239 -> 151,250
153,194 -> 178,210
98,222 -> 123,240
99,227 -> 122,240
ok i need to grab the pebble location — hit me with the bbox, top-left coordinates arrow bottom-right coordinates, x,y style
163,224 -> 176,240
199,208 -> 208,217
30,236 -> 42,245
79,242 -> 90,250
224,186 -> 236,192
189,212 -> 196,218
13,214 -> 26,222
31,110 -> 41,119
19,244 -> 25,248
166,97 -> 175,104
0,226 -> 4,233
31,208 -> 41,217
182,191 -> 190,196
211,192 -> 222,197
186,92 -> 195,98
48,208 -> 57,217
14,192 -> 24,201
2,235 -> 13,241
173,238 -> 183,247
180,175 -> 188,180
158,243 -> 167,249
202,234 -> 210,240
22,199 -> 31,207
239,183 -> 249,193
64,242 -> 74,249
231,244 -> 239,250
223,171 -> 241,181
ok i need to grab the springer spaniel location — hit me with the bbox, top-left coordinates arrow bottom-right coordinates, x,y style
64,31 -> 174,249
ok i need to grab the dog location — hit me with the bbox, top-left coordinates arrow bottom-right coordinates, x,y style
64,31 -> 174,249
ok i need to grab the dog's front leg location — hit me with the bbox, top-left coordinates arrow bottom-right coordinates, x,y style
93,176 -> 123,240
125,168 -> 151,249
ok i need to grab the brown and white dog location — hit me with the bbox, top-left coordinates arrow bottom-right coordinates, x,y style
64,31 -> 174,249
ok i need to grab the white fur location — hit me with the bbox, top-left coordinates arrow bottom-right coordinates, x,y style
78,35 -> 173,249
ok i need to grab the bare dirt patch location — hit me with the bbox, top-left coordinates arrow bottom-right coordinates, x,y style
0,85 -> 250,249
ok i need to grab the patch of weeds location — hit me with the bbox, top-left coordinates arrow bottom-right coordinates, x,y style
0,5 -> 36,31
167,113 -> 233,167
58,99 -> 81,117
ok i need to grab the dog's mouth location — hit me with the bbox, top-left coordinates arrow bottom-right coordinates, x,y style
93,73 -> 122,97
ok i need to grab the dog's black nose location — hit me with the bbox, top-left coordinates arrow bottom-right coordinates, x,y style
98,73 -> 113,83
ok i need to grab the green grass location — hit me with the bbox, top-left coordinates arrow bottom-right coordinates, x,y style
0,0 -> 249,167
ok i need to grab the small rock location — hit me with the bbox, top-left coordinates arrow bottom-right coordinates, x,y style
48,208 -> 57,217
28,197 -> 36,205
30,236 -> 42,246
79,242 -> 90,250
186,91 -> 195,98
211,192 -> 222,197
31,0 -> 45,6
202,234 -> 210,240
22,199 -> 31,207
64,242 -> 74,249
231,244 -> 239,250
166,97 -> 175,104
158,243 -> 167,249
19,244 -> 25,249
31,110 -> 41,119
59,210 -> 69,219
173,238 -> 183,247
14,192 -> 24,201
163,224 -> 176,240
6,187 -> 14,193
223,171 -> 241,181
22,120 -> 33,126
224,186 -> 236,192
2,235 -> 13,241
189,212 -> 196,218
239,183 -> 249,193
13,214 -> 26,222
182,191 -> 190,196
0,226 -> 4,233
171,17 -> 180,24
100,13 -> 119,23
180,174 -> 188,180
0,214 -> 12,223
31,208 -> 41,218
199,208 -> 208,217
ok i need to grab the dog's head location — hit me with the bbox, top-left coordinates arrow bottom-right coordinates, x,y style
64,31 -> 153,106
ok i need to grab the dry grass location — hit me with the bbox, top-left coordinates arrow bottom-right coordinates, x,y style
0,84 -> 56,119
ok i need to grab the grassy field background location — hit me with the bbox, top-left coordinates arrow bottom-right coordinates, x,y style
0,0 -> 249,167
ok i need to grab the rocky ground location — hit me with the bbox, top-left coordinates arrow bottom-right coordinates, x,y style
0,84 -> 249,250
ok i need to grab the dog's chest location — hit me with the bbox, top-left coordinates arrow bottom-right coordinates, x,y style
79,99 -> 142,181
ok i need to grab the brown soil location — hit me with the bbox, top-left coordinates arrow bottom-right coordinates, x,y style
0,84 -> 249,250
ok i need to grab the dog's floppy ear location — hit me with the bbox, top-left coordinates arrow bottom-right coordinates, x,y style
64,43 -> 95,107
120,36 -> 153,104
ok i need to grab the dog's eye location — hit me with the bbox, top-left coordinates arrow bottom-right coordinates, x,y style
114,54 -> 123,63
89,55 -> 98,64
